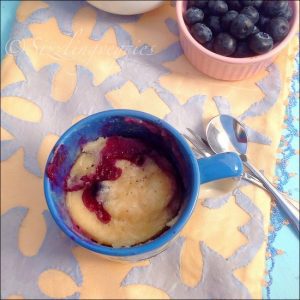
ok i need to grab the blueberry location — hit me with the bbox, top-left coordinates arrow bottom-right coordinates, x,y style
184,7 -> 205,26
230,14 -> 254,39
240,6 -> 259,24
206,16 -> 222,34
234,41 -> 253,57
257,15 -> 270,31
262,1 -> 289,18
221,10 -> 239,30
213,33 -> 237,56
188,0 -> 208,9
203,38 -> 214,51
266,17 -> 290,42
191,23 -> 213,44
277,5 -> 293,21
251,25 -> 260,35
227,0 -> 243,12
208,0 -> 228,15
240,0 -> 263,8
249,32 -> 273,54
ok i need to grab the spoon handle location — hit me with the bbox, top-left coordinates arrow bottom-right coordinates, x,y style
243,159 -> 299,232
243,173 -> 299,210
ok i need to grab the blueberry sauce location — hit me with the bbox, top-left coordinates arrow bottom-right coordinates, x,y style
82,182 -> 111,224
97,136 -> 149,179
46,145 -> 68,185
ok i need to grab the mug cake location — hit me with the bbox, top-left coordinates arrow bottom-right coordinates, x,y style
47,136 -> 182,248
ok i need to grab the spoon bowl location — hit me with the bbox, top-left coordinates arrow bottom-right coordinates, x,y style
206,115 -> 247,155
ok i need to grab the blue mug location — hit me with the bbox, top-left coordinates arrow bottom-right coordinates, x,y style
44,109 -> 243,261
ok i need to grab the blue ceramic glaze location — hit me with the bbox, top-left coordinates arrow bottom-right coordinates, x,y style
198,152 -> 242,184
44,109 -> 243,261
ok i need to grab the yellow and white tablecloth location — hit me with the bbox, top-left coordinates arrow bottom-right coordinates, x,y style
1,1 -> 298,299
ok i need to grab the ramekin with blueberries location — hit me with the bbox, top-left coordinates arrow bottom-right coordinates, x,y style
184,0 -> 293,57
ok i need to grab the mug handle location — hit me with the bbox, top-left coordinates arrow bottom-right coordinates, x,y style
197,152 -> 243,184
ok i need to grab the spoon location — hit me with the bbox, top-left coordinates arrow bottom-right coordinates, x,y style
206,114 -> 299,232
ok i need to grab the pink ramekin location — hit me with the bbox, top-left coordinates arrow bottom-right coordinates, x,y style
176,0 -> 299,81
